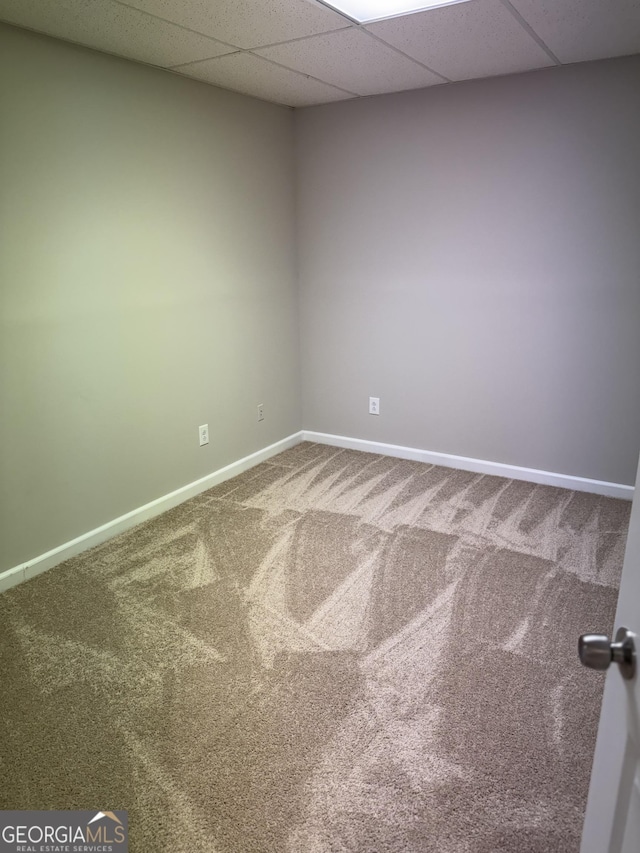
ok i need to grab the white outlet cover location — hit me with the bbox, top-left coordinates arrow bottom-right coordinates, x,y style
199,424 -> 209,446
369,397 -> 380,415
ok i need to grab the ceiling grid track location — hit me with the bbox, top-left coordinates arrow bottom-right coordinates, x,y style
1,0 -> 638,106
498,0 -> 562,64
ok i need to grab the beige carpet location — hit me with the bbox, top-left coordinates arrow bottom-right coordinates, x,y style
0,443 -> 630,852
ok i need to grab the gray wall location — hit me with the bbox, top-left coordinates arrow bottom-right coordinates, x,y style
0,24 -> 301,573
2,28 -> 639,575
295,57 -> 640,485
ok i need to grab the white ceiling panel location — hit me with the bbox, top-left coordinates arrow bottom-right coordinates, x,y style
1,0 -> 639,107
119,0 -> 351,49
509,0 -> 640,64
255,27 -> 444,95
366,0 -> 556,80
0,0 -> 233,67
173,52 -> 354,106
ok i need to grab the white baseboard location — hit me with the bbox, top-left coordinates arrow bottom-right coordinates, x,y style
303,431 -> 634,501
2,428 -> 633,596
0,431 -> 304,595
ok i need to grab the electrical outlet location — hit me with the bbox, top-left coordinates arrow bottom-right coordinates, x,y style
199,424 -> 209,446
257,403 -> 264,422
369,397 -> 380,416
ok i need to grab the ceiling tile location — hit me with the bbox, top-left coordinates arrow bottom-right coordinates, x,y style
509,0 -> 640,64
255,27 -> 444,95
119,0 -> 350,49
0,0 -> 233,66
174,52 -> 354,106
366,0 -> 555,81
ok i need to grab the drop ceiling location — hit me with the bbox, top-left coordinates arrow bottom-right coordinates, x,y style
0,0 -> 639,107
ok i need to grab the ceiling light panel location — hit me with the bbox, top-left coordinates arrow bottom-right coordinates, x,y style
322,0 -> 472,24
